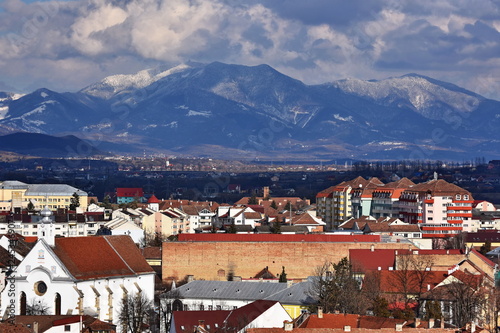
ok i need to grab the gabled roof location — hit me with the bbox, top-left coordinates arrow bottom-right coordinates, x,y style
264,281 -> 316,306
25,184 -> 87,196
291,212 -> 325,226
172,300 -> 282,333
163,280 -> 287,301
52,235 -> 154,280
116,188 -> 144,198
147,194 -> 160,203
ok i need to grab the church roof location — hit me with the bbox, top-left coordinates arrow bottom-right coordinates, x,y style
52,235 -> 154,280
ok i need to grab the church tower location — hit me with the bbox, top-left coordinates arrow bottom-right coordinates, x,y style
38,205 -> 55,246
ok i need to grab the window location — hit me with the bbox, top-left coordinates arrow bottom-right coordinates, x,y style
34,281 -> 48,296
208,305 -> 213,311
456,194 -> 461,200
216,305 -> 222,310
464,195 -> 469,200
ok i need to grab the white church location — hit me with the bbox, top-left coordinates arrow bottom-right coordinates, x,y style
0,205 -> 155,326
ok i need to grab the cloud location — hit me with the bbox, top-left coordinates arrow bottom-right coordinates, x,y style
0,0 -> 498,99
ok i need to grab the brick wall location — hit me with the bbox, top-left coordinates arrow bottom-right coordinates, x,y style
163,241 -> 416,282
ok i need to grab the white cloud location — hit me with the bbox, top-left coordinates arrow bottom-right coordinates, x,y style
0,0 -> 498,99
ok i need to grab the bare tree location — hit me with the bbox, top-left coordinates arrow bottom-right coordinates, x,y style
443,273 -> 486,328
392,253 -> 434,316
308,258 -> 363,314
119,293 -> 154,333
159,287 -> 181,333
26,298 -> 50,315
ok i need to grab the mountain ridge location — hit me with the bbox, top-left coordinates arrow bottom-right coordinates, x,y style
1,62 -> 499,161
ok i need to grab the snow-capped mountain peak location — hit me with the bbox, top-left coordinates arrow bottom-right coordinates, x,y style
81,63 -> 193,99
332,74 -> 482,119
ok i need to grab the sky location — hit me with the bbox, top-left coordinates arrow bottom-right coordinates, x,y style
0,0 -> 499,99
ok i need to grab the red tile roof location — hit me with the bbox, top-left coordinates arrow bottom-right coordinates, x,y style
378,270 -> 449,294
116,188 -> 144,198
52,235 -> 154,280
172,300 -> 281,333
300,314 -> 358,328
148,194 -> 160,203
178,234 -> 381,243
350,249 -> 411,272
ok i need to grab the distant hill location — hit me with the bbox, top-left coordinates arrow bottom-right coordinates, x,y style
0,133 -> 110,157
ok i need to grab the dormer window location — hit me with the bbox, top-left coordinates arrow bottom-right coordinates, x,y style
456,194 -> 461,200
464,195 -> 469,200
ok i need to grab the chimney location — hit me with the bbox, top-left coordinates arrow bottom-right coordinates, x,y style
471,323 -> 476,333
440,320 -> 445,329
318,306 -> 323,319
284,321 -> 293,331
33,322 -> 39,333
429,318 -> 435,329
370,244 -> 375,252
344,326 -> 351,332
187,275 -> 194,283
198,320 -> 206,330
396,324 -> 403,332
415,318 -> 421,328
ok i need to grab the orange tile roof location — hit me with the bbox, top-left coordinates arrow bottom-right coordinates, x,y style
52,235 -> 154,280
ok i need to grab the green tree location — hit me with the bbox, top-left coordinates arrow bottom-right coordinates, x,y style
26,201 -> 35,212
248,193 -> 258,205
272,220 -> 281,234
480,240 -> 492,255
270,200 -> 278,210
308,258 -> 363,314
423,300 -> 442,321
279,266 -> 287,283
101,195 -> 113,209
228,221 -> 237,234
69,192 -> 80,211
284,201 -> 293,211
372,296 -> 391,318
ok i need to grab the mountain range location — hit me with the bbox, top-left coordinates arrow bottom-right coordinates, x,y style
1,61 -> 500,161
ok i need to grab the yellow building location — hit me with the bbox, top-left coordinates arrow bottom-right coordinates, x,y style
0,181 -> 88,212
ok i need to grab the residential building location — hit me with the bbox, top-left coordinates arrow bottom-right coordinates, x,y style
396,179 -> 473,238
0,181 -> 88,212
316,177 -> 384,230
116,188 -> 144,204
317,178 -> 473,237
169,300 -> 292,333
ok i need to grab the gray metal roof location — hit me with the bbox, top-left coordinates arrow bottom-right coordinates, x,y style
25,184 -> 87,196
163,280 -> 288,301
264,281 -> 316,306
486,246 -> 500,256
0,181 -> 28,189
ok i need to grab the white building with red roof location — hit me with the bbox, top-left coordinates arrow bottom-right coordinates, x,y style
0,235 -> 155,327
